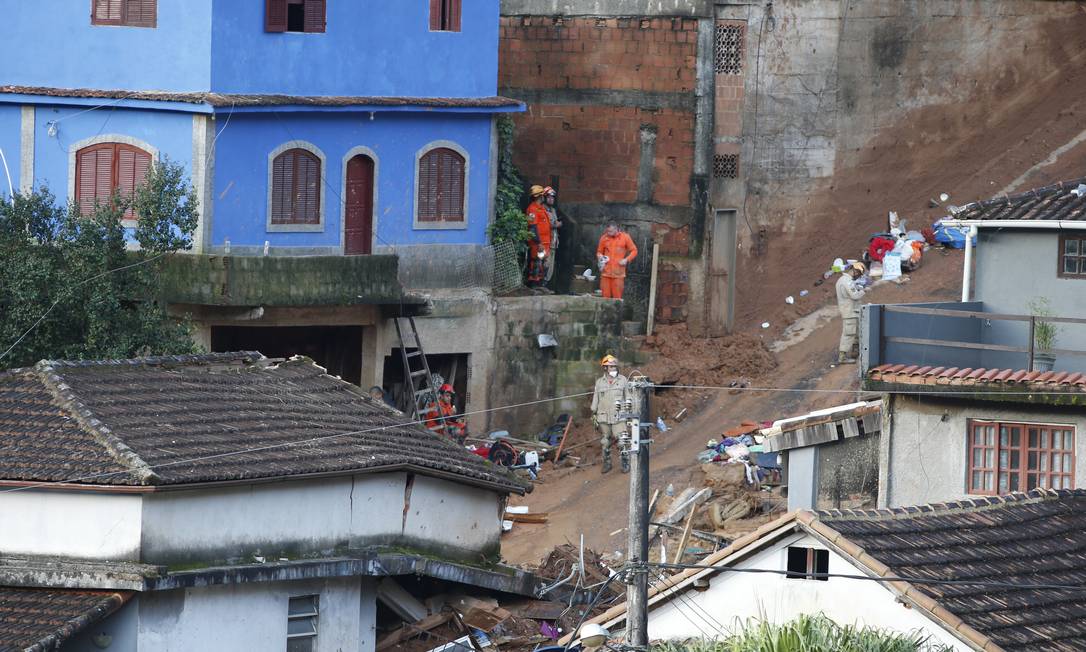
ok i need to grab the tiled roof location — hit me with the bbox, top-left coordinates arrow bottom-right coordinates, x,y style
0,587 -> 132,651
869,363 -> 1086,390
0,85 -> 524,109
818,489 -> 1086,651
0,353 -> 526,493
952,177 -> 1086,222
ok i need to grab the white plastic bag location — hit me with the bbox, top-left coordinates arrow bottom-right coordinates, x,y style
883,254 -> 902,281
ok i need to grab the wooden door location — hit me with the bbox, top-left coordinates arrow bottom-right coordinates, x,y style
708,209 -> 737,335
344,155 -> 374,255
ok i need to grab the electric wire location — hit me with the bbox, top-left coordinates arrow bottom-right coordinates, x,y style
563,570 -> 625,652
646,565 -> 728,639
0,389 -> 594,494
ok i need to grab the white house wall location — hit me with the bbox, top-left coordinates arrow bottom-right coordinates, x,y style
646,533 -> 970,651
0,490 -> 142,561
136,577 -> 376,652
882,395 -> 1086,508
141,472 -> 502,566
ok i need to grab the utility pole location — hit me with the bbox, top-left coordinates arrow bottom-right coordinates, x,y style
623,376 -> 652,649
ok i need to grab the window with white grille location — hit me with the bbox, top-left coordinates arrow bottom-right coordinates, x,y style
714,24 -> 745,74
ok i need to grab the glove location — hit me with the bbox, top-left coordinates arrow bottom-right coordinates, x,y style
591,415 -> 599,428
618,258 -> 628,267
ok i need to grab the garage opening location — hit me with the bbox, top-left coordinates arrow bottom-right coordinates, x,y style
211,325 -> 363,386
382,352 -> 470,414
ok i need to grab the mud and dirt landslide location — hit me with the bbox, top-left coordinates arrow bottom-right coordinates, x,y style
736,12 -> 1086,335
502,253 -> 961,566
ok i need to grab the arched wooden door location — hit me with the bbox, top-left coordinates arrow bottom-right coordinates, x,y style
344,154 -> 375,255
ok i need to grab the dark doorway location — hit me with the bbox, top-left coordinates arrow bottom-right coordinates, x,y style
382,352 -> 469,414
211,326 -> 363,385
344,154 -> 375,255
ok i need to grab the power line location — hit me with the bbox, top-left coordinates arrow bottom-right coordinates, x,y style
0,388 -> 594,494
0,252 -> 169,364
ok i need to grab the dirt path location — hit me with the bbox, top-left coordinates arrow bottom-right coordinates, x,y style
501,252 -> 962,566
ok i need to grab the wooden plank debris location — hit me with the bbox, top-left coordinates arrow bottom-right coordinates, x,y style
506,512 -> 548,524
449,595 -> 511,632
377,577 -> 428,622
376,612 -> 454,651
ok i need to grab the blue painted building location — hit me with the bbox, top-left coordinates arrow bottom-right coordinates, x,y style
0,0 -> 522,404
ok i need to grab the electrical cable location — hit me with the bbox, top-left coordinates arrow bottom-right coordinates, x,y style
647,561 -> 1086,593
646,566 -> 727,639
0,252 -> 169,364
0,388 -> 594,494
563,570 -> 626,652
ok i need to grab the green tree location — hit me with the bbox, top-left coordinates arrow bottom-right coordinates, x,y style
487,115 -> 530,251
0,157 -> 201,369
651,615 -> 955,652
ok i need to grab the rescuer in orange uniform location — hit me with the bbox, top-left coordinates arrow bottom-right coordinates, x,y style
424,384 -> 466,444
525,185 -> 552,288
596,221 -> 638,300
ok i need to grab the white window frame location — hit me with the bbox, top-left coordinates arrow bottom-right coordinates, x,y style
412,139 -> 469,230
266,140 -> 327,233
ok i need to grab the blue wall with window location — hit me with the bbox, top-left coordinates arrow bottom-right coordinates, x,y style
210,111 -> 493,250
209,1 -> 499,97
0,1 -> 498,99
0,1 -> 212,92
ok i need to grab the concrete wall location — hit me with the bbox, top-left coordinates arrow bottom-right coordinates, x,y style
974,230 -> 1086,372
210,113 -> 494,252
645,532 -> 970,650
141,473 -> 503,567
66,597 -> 139,652
880,394 -> 1086,508
815,434 -> 878,510
210,0 -> 500,97
137,577 -> 375,652
0,1 -> 213,92
0,491 -> 142,561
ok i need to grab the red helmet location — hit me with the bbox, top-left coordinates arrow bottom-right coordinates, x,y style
439,384 -> 454,394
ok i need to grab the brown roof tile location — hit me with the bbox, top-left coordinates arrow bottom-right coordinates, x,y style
0,587 -> 132,650
0,353 -> 526,493
951,177 -> 1086,223
868,364 -> 1086,395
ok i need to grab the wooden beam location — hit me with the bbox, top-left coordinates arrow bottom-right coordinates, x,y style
646,243 -> 661,336
672,507 -> 696,564
376,612 -> 454,651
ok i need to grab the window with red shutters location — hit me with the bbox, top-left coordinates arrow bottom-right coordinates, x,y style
417,148 -> 465,223
429,0 -> 461,32
91,0 -> 156,27
75,143 -> 152,219
270,148 -> 322,225
266,0 -> 325,33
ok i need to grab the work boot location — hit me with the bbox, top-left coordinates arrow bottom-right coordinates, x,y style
601,453 -> 612,474
620,453 -> 630,474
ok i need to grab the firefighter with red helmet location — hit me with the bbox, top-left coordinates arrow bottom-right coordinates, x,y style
424,384 -> 467,444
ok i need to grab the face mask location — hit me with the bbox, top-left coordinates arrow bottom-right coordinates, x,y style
608,369 -> 618,378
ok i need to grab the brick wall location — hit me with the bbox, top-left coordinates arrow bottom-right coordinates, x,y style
499,16 -> 699,207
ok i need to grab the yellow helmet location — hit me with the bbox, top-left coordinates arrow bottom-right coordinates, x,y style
851,261 -> 866,273
529,184 -> 546,198
600,354 -> 619,367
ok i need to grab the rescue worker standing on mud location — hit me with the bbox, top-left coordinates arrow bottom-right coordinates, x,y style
596,222 -> 637,300
836,261 -> 868,364
425,384 -> 467,444
525,185 -> 552,289
591,355 -> 631,474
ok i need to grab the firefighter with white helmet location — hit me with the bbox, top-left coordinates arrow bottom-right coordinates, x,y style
591,354 -> 631,474
836,261 -> 868,364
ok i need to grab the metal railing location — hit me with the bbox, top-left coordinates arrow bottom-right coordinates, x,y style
879,305 -> 1086,371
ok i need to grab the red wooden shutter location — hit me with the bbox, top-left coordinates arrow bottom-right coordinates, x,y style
448,0 -> 462,32
92,0 -> 123,24
271,152 -> 294,224
295,151 -> 321,224
437,149 -> 464,221
429,0 -> 442,31
76,146 -> 114,215
418,152 -> 438,222
124,0 -> 156,27
265,0 -> 288,32
116,145 -> 151,219
303,0 -> 326,33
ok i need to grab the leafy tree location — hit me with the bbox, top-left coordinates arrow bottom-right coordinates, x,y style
487,115 -> 530,250
0,157 -> 201,369
651,615 -> 955,652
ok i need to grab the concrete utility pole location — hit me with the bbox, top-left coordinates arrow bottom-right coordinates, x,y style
623,378 -> 652,649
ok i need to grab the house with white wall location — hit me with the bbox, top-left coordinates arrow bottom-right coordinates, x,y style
575,489 -> 1086,651
0,352 -> 537,651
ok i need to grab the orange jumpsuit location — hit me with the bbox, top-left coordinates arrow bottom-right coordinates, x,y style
596,231 -> 638,299
526,201 -> 552,285
424,400 -> 465,441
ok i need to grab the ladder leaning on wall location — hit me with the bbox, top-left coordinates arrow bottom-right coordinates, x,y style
393,317 -> 446,432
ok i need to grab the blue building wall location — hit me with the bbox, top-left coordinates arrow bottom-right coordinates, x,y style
211,112 -> 494,251
209,0 -> 499,97
0,1 -> 212,92
0,106 -> 22,201
30,105 -> 195,205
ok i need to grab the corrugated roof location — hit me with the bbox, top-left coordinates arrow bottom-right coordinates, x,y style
0,353 -> 526,493
0,587 -> 133,651
869,363 -> 1086,389
951,177 -> 1086,222
0,85 -> 524,109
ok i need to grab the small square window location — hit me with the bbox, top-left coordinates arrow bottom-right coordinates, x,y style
785,546 -> 828,581
1058,234 -> 1086,279
287,595 -> 318,652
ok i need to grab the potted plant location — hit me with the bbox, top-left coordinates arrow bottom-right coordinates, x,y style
1030,298 -> 1059,372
